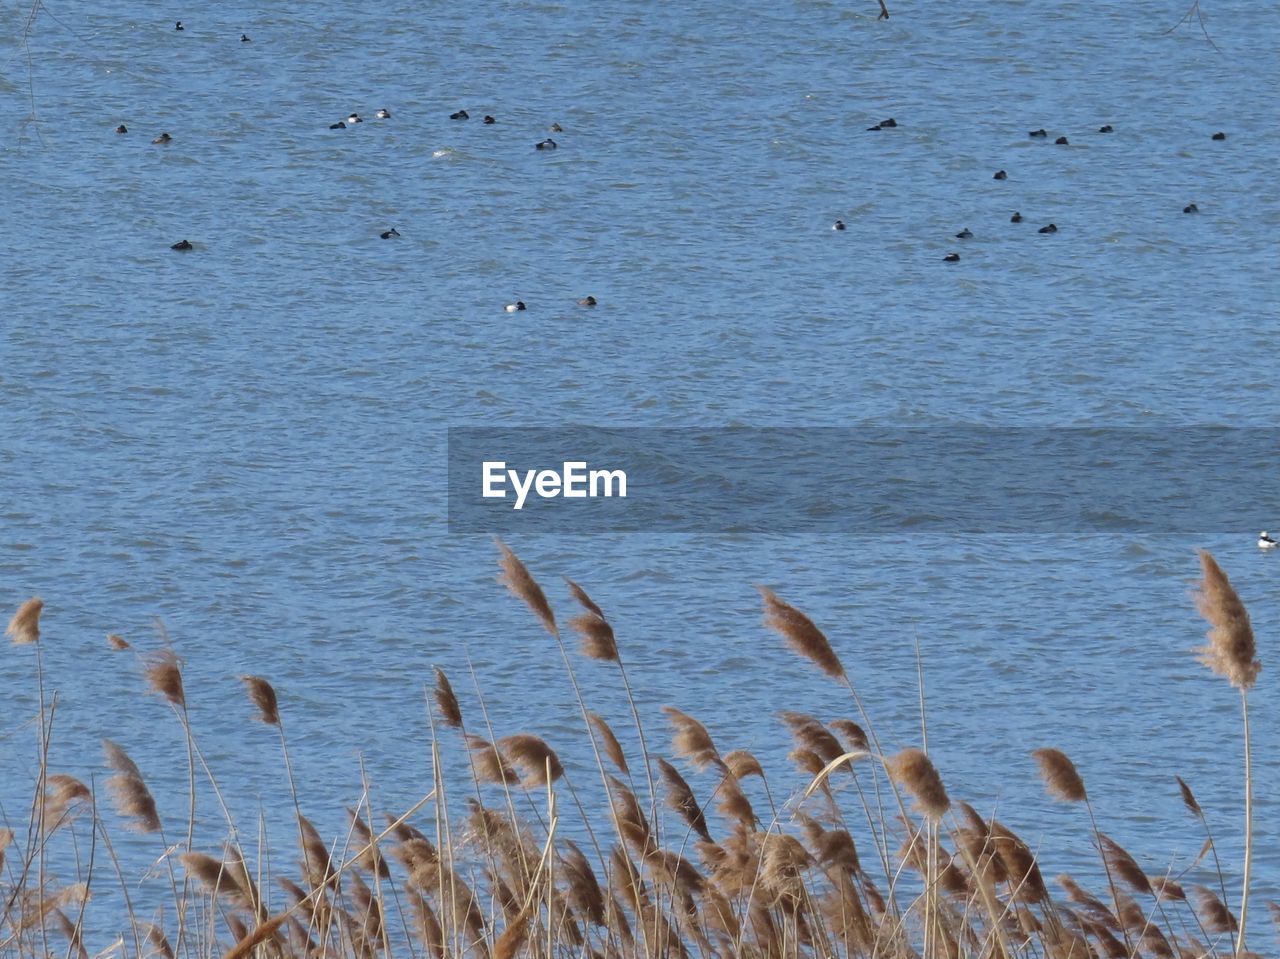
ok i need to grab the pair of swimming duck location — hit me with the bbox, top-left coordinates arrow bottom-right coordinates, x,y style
330,109 -> 390,129
175,23 -> 251,41
505,297 -> 597,312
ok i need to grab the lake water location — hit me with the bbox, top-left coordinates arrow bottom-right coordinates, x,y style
1,0 -> 1277,936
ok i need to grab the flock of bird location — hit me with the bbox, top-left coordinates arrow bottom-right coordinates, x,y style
132,21 -> 1231,306
831,119 -> 1228,262
138,21 -> 592,311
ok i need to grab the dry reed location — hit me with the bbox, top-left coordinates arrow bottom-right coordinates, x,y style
0,550 -> 1267,959
6,597 -> 43,645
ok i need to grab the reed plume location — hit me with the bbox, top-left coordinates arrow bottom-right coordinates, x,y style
1032,748 -> 1087,802
566,577 -> 618,660
144,648 -> 186,708
758,587 -> 844,679
433,668 -> 463,728
6,597 -> 43,645
724,749 -> 764,779
1194,551 -> 1260,691
496,539 -> 556,635
498,733 -> 564,785
1176,775 -> 1202,816
239,675 -> 279,725
1196,886 -> 1239,934
1099,835 -> 1152,896
102,739 -> 161,832
884,748 -> 949,819
1193,550 -> 1261,956
466,734 -> 518,785
657,758 -> 712,843
568,607 -> 619,662
663,707 -> 723,771
589,712 -> 629,774
42,774 -> 90,829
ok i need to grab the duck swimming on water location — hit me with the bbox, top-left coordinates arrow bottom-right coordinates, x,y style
1259,531 -> 1277,549
505,301 -> 527,312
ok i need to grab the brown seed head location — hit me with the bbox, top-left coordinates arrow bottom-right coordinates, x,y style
495,540 -> 556,635
588,713 -> 629,774
433,668 -> 462,728
465,734 -> 518,785
498,733 -> 564,785
102,739 -> 160,832
885,748 -> 950,819
145,648 -> 185,708
107,634 -> 130,650
1032,748 -> 1087,802
1174,775 -> 1202,817
239,675 -> 279,725
724,749 -> 764,779
568,611 -> 618,662
1194,550 -> 1261,690
662,707 -> 723,771
758,587 -> 845,678
1194,885 -> 1238,933
6,597 -> 43,645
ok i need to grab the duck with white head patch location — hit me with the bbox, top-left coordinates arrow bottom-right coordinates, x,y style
1259,531 -> 1277,550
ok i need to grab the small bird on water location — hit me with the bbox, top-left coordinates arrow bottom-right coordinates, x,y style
955,228 -> 973,239
578,296 -> 597,306
832,220 -> 846,231
175,21 -> 183,30
152,132 -> 172,144
505,301 -> 526,312
943,253 -> 960,262
1038,223 -> 1057,234
240,34 -> 251,42
115,124 -> 128,134
376,108 -> 391,119
1055,136 -> 1069,145
171,239 -> 193,251
536,138 -> 557,150
380,228 -> 400,239
1010,211 -> 1023,223
993,169 -> 1007,180
1183,203 -> 1199,214
1259,531 -> 1277,549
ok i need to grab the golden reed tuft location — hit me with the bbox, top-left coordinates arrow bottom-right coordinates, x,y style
885,748 -> 950,819
432,667 -> 463,728
495,539 -> 557,635
239,675 -> 279,725
145,648 -> 185,708
1031,747 -> 1087,802
6,597 -> 43,645
498,733 -> 564,785
588,712 -> 629,773
758,587 -> 845,679
1194,550 -> 1261,690
102,739 -> 161,832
